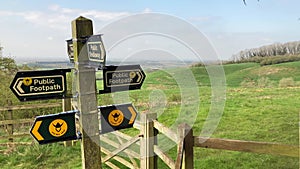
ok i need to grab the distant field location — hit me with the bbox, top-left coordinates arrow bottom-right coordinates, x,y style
0,61 -> 299,168
190,61 -> 300,87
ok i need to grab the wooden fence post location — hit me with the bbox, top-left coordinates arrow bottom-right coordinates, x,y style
140,112 -> 158,169
72,16 -> 102,169
176,123 -> 194,169
7,100 -> 13,142
63,98 -> 73,147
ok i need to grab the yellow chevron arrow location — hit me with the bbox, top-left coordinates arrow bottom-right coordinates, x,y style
31,121 -> 44,141
128,106 -> 137,124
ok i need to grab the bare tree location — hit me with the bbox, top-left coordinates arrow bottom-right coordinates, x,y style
243,0 -> 260,5
233,41 -> 300,62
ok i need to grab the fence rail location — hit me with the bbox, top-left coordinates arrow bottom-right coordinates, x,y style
0,133 -> 29,140
0,102 -> 61,111
0,118 -> 33,126
0,102 -> 61,143
194,136 -> 299,157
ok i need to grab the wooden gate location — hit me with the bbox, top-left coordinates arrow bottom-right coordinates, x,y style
100,111 -> 299,169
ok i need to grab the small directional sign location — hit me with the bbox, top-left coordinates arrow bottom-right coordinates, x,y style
30,111 -> 77,144
66,39 -> 74,63
99,103 -> 138,134
99,65 -> 146,94
10,69 -> 70,101
87,34 -> 106,64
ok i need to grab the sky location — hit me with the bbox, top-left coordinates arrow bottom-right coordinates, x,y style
0,0 -> 299,63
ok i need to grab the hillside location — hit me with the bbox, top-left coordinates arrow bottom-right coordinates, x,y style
146,61 -> 300,88
225,61 -> 300,87
193,61 -> 300,87
0,61 -> 299,169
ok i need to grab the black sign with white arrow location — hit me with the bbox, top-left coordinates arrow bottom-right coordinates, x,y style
10,69 -> 70,101
99,65 -> 146,94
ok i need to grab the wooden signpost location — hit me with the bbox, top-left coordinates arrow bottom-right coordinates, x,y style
71,16 -> 102,169
68,17 -> 143,169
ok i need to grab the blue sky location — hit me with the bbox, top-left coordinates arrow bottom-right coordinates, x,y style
0,0 -> 299,62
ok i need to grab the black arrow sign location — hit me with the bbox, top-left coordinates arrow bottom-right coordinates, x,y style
99,103 -> 138,134
99,65 -> 146,94
10,69 -> 70,101
30,111 -> 77,144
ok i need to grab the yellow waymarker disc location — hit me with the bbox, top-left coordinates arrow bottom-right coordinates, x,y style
129,71 -> 136,79
49,119 -> 68,137
108,110 -> 124,126
23,77 -> 32,86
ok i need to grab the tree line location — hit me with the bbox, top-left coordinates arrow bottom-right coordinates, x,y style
230,41 -> 300,65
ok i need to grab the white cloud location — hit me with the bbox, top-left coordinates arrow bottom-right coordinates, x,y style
47,36 -> 54,41
0,6 -> 132,61
0,11 -> 15,16
143,8 -> 152,13
189,16 -> 213,22
0,6 -> 130,31
61,7 -> 80,14
23,11 -> 43,23
80,10 -> 130,21
48,4 -> 60,11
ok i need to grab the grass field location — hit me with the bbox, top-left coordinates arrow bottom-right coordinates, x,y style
0,61 -> 299,168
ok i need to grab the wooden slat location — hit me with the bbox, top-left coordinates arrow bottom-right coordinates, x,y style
133,121 -> 141,130
194,137 -> 299,157
112,131 -> 141,146
0,103 -> 61,111
175,138 -> 184,169
0,142 -> 32,146
104,161 -> 121,169
0,118 -> 33,125
0,133 -> 29,139
113,131 -> 135,141
102,135 -> 140,163
101,136 -> 140,158
101,147 -> 135,169
116,135 -> 139,168
153,120 -> 178,143
154,145 -> 175,169
182,124 -> 194,169
140,112 -> 158,169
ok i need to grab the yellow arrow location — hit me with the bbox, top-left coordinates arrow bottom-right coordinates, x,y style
31,121 -> 44,141
128,106 -> 137,124
136,71 -> 142,83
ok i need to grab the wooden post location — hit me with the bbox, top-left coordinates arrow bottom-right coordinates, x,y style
7,100 -> 13,142
176,123 -> 194,169
72,16 -> 102,169
63,98 -> 73,147
140,112 -> 157,169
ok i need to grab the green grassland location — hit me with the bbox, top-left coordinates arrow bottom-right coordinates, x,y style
0,61 -> 299,168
